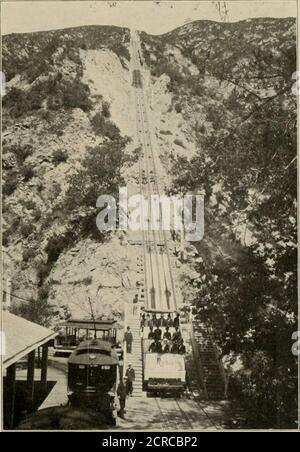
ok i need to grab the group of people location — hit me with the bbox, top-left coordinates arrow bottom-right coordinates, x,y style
119,310 -> 186,419
140,312 -> 180,330
148,325 -> 186,354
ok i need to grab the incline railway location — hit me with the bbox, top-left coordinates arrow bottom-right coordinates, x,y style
131,32 -> 177,314
128,32 -> 225,430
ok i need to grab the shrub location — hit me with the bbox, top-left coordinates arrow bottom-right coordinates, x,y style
23,246 -> 37,262
91,112 -> 120,140
174,103 -> 182,113
22,165 -> 35,182
2,231 -> 9,247
62,80 -> 92,112
3,171 -> 18,196
32,208 -> 42,222
3,87 -> 43,117
11,297 -> 55,327
20,221 -> 35,238
198,124 -> 206,134
45,231 -> 74,265
102,101 -> 111,118
52,149 -> 68,165
37,263 -> 52,283
8,144 -> 33,164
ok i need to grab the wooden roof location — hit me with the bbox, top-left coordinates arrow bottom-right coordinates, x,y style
2,311 -> 57,369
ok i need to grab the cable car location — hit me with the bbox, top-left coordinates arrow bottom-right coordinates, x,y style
68,339 -> 119,426
54,318 -> 118,356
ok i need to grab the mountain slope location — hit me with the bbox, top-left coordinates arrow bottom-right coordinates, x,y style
139,17 -> 297,428
2,25 -> 138,321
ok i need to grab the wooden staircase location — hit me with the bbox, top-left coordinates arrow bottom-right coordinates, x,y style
124,303 -> 144,398
191,321 -> 226,400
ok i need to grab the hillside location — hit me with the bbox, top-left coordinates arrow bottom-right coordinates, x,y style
139,17 -> 297,428
2,25 -> 139,322
2,18 -> 297,428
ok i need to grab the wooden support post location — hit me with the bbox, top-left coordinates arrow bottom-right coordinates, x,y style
40,343 -> 48,393
6,364 -> 16,429
27,350 -> 35,407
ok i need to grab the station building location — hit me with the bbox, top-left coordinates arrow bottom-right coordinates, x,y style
2,311 -> 57,429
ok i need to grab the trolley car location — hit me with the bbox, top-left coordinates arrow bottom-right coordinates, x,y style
68,339 -> 119,426
54,318 -> 118,356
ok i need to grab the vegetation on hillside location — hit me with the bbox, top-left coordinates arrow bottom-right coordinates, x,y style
3,25 -> 130,81
2,25 -> 132,324
141,18 -> 297,428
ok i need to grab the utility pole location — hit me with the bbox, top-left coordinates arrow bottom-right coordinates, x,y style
88,297 -> 97,339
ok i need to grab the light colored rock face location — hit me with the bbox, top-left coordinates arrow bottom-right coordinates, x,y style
49,237 -> 142,319
142,67 -> 197,192
81,49 -> 135,138
2,31 -> 140,320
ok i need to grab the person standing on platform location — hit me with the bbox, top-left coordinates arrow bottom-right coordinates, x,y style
172,326 -> 181,342
133,294 -> 139,315
117,379 -> 127,419
173,313 -> 180,328
147,314 -> 154,329
161,314 -> 168,327
163,326 -> 172,340
148,326 -> 155,339
154,325 -> 162,341
166,313 -> 174,327
124,326 -> 133,353
125,364 -> 135,396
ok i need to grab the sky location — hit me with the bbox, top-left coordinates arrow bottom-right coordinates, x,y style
1,1 -> 298,36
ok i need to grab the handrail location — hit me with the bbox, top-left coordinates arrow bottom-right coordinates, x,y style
190,322 -> 208,399
193,317 -> 227,399
205,324 -> 227,399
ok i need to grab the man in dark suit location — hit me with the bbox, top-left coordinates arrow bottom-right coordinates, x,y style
123,326 -> 133,353
154,326 -> 162,341
125,364 -> 135,396
163,326 -> 172,340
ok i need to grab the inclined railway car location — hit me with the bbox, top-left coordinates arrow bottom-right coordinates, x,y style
67,339 -> 119,426
142,330 -> 186,396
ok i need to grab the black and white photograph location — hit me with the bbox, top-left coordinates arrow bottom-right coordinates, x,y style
1,0 -> 298,432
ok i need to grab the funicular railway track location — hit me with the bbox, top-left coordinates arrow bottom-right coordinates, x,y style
130,33 -> 221,431
131,34 -> 177,314
155,397 -> 194,430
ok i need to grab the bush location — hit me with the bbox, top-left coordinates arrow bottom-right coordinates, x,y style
24,199 -> 36,210
91,112 -> 121,140
23,246 -> 37,262
22,165 -> 35,182
37,263 -> 52,283
102,101 -> 111,118
20,221 -> 35,238
32,208 -> 42,221
174,103 -> 182,113
62,80 -> 92,112
2,231 -> 9,247
52,149 -> 68,165
11,297 -> 55,327
3,171 -> 18,196
7,144 -> 33,164
45,231 -> 74,265
3,87 -> 43,117
65,138 -> 129,239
